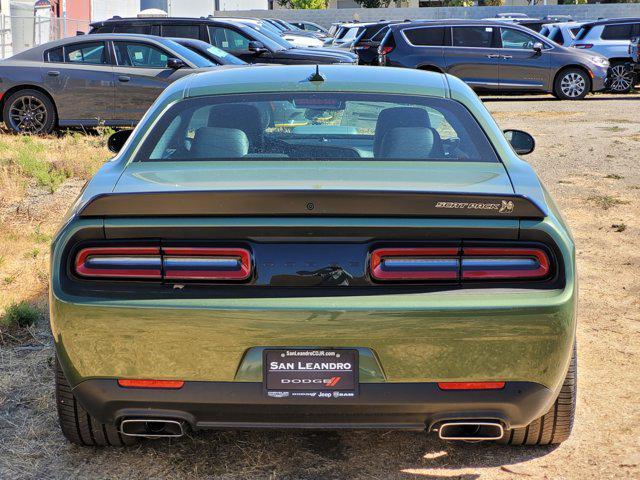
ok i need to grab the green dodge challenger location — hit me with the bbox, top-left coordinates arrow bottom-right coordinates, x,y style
50,65 -> 577,446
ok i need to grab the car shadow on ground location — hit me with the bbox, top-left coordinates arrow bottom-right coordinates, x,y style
482,94 -> 639,102
92,429 -> 558,478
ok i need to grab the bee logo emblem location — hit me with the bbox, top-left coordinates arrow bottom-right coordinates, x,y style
499,200 -> 515,214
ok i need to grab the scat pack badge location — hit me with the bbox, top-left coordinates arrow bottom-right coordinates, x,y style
435,200 -> 515,214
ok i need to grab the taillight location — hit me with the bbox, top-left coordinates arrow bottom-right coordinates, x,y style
75,247 -> 162,279
378,45 -> 394,55
573,43 -> 593,49
74,246 -> 252,282
370,247 -> 460,281
370,246 -> 551,282
461,247 -> 549,280
163,247 -> 251,281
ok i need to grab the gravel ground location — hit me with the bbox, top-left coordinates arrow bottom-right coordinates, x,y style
1,93 -> 639,479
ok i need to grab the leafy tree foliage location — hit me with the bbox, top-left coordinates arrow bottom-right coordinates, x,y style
277,0 -> 327,8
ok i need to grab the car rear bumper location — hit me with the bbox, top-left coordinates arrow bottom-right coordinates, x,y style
73,379 -> 554,431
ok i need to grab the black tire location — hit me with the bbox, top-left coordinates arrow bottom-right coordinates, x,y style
553,69 -> 591,100
608,62 -> 635,94
55,358 -> 138,447
2,88 -> 56,134
498,344 -> 576,446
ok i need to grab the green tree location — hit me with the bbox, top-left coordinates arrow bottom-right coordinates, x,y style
352,0 -> 394,7
443,0 -> 474,6
277,0 -> 327,8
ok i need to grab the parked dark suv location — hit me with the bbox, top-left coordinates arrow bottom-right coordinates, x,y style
378,20 -> 609,100
89,17 -> 357,65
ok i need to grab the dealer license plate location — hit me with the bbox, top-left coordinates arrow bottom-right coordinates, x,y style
264,349 -> 358,399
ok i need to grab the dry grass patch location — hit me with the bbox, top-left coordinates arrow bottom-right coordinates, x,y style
0,131 -> 110,194
0,131 -> 110,315
587,194 -> 630,210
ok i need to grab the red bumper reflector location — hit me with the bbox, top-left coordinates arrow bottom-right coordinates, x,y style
117,379 -> 184,389
438,382 -> 505,390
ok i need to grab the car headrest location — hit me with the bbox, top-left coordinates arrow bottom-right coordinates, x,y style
207,104 -> 267,148
379,127 -> 439,159
191,127 -> 249,158
373,107 -> 432,157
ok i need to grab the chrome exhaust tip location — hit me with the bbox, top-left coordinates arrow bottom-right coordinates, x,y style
438,421 -> 504,441
120,419 -> 185,438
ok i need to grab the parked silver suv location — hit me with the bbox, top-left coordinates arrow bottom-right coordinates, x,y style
571,18 -> 640,93
541,22 -> 585,47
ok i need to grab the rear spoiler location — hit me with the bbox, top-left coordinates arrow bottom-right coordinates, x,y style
78,190 -> 546,219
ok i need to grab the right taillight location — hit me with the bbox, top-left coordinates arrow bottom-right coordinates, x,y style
573,43 -> 593,49
371,247 -> 460,281
378,45 -> 394,55
461,247 -> 550,280
370,246 -> 551,283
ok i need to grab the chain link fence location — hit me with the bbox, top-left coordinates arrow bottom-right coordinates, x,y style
0,15 -> 90,59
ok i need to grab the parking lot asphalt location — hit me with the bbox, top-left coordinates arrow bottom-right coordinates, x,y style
0,93 -> 638,479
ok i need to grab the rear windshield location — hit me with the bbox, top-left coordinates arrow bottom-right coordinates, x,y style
574,25 -> 592,41
135,93 -> 498,163
371,26 -> 389,42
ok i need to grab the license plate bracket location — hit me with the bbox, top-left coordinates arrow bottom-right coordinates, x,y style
263,348 -> 358,399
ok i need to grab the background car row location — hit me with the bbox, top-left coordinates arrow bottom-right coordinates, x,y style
329,14 -> 640,94
0,13 -> 639,135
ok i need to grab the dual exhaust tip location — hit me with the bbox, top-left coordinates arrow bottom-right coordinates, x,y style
437,421 -> 504,442
119,418 -> 503,442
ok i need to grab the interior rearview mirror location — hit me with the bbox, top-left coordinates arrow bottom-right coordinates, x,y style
533,42 -> 543,53
167,58 -> 185,69
504,129 -> 535,155
248,41 -> 267,54
108,129 -> 133,154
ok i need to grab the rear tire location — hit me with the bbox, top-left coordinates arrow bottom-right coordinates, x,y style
498,344 -> 576,445
55,357 -> 138,447
2,89 -> 56,134
608,62 -> 635,94
553,69 -> 590,100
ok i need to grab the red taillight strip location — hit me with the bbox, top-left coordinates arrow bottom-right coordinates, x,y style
162,247 -> 252,281
438,382 -> 505,390
370,248 -> 460,281
75,247 -> 162,279
461,247 -> 550,280
117,379 -> 184,389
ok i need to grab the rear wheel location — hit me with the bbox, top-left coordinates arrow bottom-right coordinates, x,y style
498,344 -> 576,445
55,357 -> 138,447
2,89 -> 56,134
553,69 -> 590,100
608,62 -> 635,94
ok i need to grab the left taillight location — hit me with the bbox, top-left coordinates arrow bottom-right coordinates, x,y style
74,246 -> 252,282
370,246 -> 551,283
163,247 -> 251,281
75,247 -> 162,279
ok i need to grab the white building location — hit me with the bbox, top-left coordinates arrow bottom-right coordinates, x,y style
139,0 -> 271,18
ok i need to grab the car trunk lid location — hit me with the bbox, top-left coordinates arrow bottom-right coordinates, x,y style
81,160 -> 543,219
